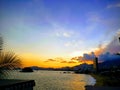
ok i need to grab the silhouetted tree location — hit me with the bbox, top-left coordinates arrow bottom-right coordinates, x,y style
0,52 -> 22,77
0,37 -> 22,78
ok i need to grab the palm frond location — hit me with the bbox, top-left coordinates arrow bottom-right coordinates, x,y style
0,52 -> 22,77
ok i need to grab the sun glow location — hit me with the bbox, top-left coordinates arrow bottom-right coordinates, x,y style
19,52 -> 94,68
70,51 -> 85,57
1,0 -> 120,68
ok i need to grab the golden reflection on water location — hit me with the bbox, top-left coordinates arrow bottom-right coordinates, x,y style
8,70 -> 95,90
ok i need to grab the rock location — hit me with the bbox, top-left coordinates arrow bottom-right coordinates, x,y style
20,67 -> 33,72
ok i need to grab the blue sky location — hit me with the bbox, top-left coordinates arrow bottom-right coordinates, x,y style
0,0 -> 120,61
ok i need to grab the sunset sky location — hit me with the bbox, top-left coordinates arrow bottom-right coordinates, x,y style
0,0 -> 120,68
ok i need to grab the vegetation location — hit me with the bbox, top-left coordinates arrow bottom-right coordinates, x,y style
91,73 -> 120,86
0,36 -> 22,78
0,52 -> 22,76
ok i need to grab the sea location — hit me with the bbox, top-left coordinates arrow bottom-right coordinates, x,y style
7,70 -> 96,90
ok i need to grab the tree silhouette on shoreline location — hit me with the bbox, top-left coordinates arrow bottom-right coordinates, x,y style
0,36 -> 22,78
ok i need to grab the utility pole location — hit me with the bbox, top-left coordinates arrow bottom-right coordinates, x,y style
0,36 -> 3,52
93,57 -> 98,73
119,37 -> 120,42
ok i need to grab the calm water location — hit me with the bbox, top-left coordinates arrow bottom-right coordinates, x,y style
7,70 -> 95,90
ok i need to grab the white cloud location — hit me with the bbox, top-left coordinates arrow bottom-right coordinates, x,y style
56,32 -> 61,37
70,51 -> 84,57
55,30 -> 73,38
107,3 -> 120,8
63,32 -> 71,37
64,40 -> 83,48
64,42 -> 71,47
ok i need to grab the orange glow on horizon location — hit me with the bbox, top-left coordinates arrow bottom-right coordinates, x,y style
21,58 -> 93,68
19,53 -> 94,68
80,60 -> 93,65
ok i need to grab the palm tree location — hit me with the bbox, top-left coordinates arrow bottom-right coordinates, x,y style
0,52 -> 22,78
0,36 -> 22,78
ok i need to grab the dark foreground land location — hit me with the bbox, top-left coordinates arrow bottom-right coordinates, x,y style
0,79 -> 35,90
86,71 -> 120,90
91,72 -> 120,86
85,86 -> 120,90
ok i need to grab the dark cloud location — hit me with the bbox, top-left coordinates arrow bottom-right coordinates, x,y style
71,56 -> 82,61
98,52 -> 120,61
71,50 -> 120,63
60,61 -> 68,63
71,52 -> 96,62
44,59 -> 56,62
68,61 -> 77,63
60,60 -> 77,63
83,33 -> 120,61
45,57 -> 73,64
83,52 -> 96,60
70,32 -> 120,62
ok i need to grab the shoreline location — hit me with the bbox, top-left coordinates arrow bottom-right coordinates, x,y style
85,75 -> 96,86
90,73 -> 120,86
85,74 -> 120,90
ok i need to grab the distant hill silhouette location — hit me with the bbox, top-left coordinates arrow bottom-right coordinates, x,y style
99,59 -> 120,70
